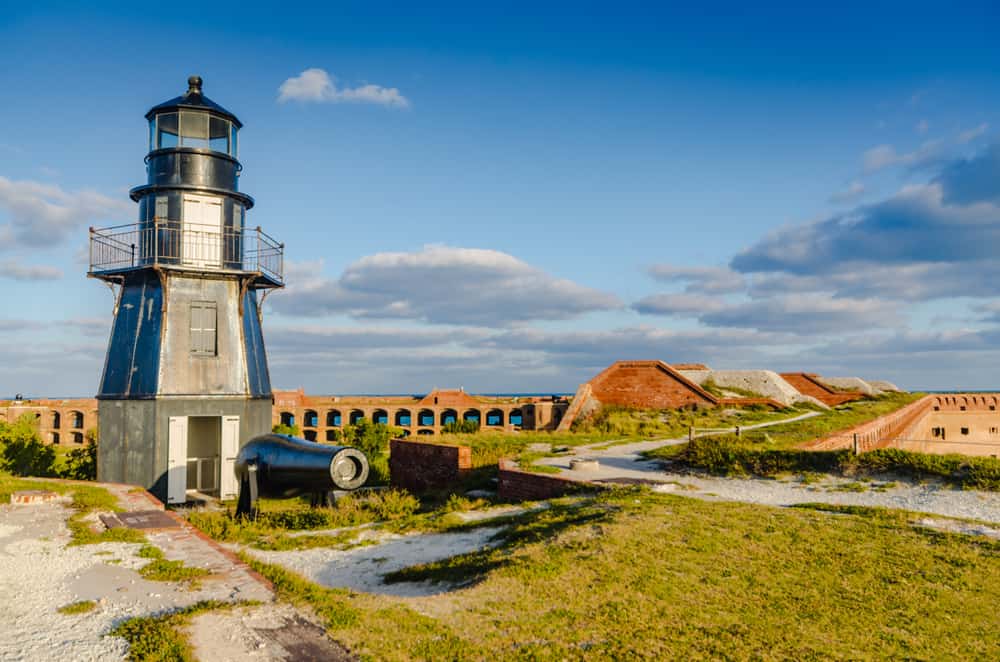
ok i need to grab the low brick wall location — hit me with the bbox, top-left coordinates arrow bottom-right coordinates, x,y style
498,458 -> 596,501
389,438 -> 472,492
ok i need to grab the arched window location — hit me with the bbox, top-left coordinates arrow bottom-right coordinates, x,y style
326,410 -> 342,427
72,432 -> 84,444
417,428 -> 434,436
440,409 -> 458,426
349,409 -> 365,425
303,430 -> 317,441
304,410 -> 318,428
395,409 -> 412,426
462,409 -> 481,424
52,411 -> 61,429
486,409 -> 504,427
418,409 -> 435,427
509,408 -> 523,428
70,411 -> 84,429
373,409 -> 389,425
280,411 -> 295,427
51,432 -> 60,444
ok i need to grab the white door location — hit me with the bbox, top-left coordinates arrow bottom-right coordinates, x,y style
220,416 -> 240,500
167,416 -> 188,504
182,193 -> 223,268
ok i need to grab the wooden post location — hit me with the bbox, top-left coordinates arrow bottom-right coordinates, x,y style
689,426 -> 694,442
853,433 -> 859,455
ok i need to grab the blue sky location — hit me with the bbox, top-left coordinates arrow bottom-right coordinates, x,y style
2,2 -> 1000,396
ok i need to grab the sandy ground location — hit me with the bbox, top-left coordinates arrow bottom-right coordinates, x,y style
0,498 -> 274,662
246,526 -> 505,597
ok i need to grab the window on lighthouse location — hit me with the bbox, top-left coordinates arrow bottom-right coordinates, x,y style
190,301 -> 218,356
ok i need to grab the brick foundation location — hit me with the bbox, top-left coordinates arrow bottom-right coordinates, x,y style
389,438 -> 472,492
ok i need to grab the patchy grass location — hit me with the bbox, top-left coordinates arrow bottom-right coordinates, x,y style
57,600 -> 97,615
109,600 -> 254,661
241,488 -> 1000,660
650,435 -> 1000,490
185,489 -> 442,551
135,543 -> 211,586
0,473 -> 147,545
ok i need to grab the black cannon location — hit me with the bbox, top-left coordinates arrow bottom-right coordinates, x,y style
234,434 -> 369,517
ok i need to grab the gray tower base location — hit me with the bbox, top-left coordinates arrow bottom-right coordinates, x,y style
98,396 -> 272,503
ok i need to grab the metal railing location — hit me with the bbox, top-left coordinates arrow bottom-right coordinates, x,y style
89,218 -> 284,284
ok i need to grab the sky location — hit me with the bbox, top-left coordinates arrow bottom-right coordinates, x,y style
2,2 -> 1000,396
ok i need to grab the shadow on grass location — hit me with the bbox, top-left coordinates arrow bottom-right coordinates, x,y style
382,500 -> 615,586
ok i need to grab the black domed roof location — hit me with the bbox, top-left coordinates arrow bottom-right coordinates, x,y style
145,76 -> 242,128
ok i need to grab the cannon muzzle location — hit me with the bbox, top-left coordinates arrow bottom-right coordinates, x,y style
235,434 -> 369,499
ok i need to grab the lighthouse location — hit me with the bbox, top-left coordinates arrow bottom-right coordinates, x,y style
89,76 -> 284,504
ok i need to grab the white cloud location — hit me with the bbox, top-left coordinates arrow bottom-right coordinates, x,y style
270,245 -> 622,326
828,180 -> 865,205
0,259 -> 62,281
0,176 -> 129,249
862,140 -> 945,174
632,293 -> 726,316
277,68 -> 410,108
957,123 -> 989,144
645,265 -> 745,294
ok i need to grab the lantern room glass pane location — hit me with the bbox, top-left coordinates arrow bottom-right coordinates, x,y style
230,124 -> 238,157
148,119 -> 156,151
179,111 -> 210,149
209,116 -> 229,154
156,112 -> 179,148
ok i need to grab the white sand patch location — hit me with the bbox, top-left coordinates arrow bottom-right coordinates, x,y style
915,518 -> 1000,540
0,500 -> 274,662
248,526 -> 505,597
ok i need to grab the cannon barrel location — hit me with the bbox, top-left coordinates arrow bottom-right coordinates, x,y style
235,434 -> 369,499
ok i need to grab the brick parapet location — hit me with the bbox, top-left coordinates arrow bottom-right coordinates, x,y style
497,458 -> 600,502
389,438 -> 472,492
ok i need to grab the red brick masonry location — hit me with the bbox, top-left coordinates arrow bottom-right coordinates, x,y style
497,459 -> 597,501
389,439 -> 472,492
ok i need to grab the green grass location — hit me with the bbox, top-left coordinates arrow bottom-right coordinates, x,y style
241,488 -> 1000,660
57,600 -> 97,615
109,600 -> 254,661
186,489 -> 435,550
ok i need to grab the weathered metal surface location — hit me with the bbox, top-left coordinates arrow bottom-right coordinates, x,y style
242,289 -> 272,397
98,271 -> 163,398
235,435 -> 370,498
95,76 -> 280,504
